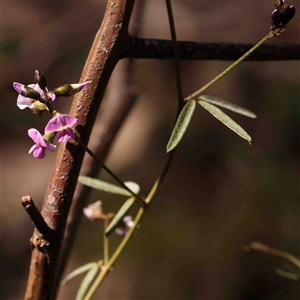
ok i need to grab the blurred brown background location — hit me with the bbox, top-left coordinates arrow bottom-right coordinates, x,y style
1,1 -> 299,299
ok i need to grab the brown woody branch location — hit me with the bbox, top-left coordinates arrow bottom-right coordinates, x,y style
122,36 -> 300,61
24,1 -> 135,299
21,195 -> 51,236
53,3 -> 146,296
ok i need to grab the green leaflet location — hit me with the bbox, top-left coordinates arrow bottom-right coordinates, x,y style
166,99 -> 196,152
197,100 -> 252,144
76,264 -> 100,299
78,176 -> 140,196
199,95 -> 257,118
275,268 -> 300,281
61,262 -> 98,286
105,197 -> 135,236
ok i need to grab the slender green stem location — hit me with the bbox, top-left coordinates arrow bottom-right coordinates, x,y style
83,2 -> 182,298
103,218 -> 109,265
84,150 -> 175,299
165,0 -> 184,108
185,33 -> 272,101
75,136 -> 146,207
145,151 -> 174,204
246,241 -> 300,269
84,207 -> 144,300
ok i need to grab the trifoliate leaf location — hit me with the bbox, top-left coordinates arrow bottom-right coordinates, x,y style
166,99 -> 196,152
105,197 -> 135,236
197,100 -> 252,144
199,95 -> 257,118
61,262 -> 98,286
76,263 -> 100,299
78,176 -> 140,196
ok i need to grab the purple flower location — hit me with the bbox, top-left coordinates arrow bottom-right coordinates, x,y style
83,201 -> 104,221
14,81 -> 56,110
45,114 -> 78,142
115,216 -> 135,235
28,128 -> 56,159
47,91 -> 56,101
14,83 -> 44,110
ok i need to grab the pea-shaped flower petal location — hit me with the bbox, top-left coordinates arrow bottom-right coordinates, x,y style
17,94 -> 35,110
15,83 -> 45,110
45,114 -> 78,142
28,128 -> 56,159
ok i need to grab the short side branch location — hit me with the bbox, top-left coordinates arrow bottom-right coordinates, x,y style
21,195 -> 51,236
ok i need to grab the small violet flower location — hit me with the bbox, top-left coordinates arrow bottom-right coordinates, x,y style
14,83 -> 42,110
45,114 -> 78,142
83,201 -> 104,221
13,82 -> 55,110
115,216 -> 135,235
28,128 -> 56,159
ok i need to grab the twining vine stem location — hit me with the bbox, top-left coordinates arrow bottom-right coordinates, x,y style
185,33 -> 272,100
83,0 -> 183,298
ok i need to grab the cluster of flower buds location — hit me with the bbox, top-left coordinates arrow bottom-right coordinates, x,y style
13,70 -> 91,159
270,0 -> 296,37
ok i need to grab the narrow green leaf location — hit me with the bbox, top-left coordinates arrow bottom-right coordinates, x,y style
105,197 -> 135,236
78,176 -> 140,196
123,182 -> 140,194
166,99 -> 196,152
275,268 -> 300,281
197,100 -> 252,144
76,264 -> 100,299
199,95 -> 257,118
281,261 -> 300,274
61,262 -> 98,286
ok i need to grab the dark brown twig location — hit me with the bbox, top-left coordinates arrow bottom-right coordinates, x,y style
122,36 -> 300,61
24,1 -> 135,299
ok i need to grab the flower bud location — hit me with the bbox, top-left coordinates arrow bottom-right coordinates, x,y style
270,1 -> 296,35
13,82 -> 41,100
53,81 -> 91,97
53,84 -> 73,97
31,101 -> 49,114
34,70 -> 47,90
